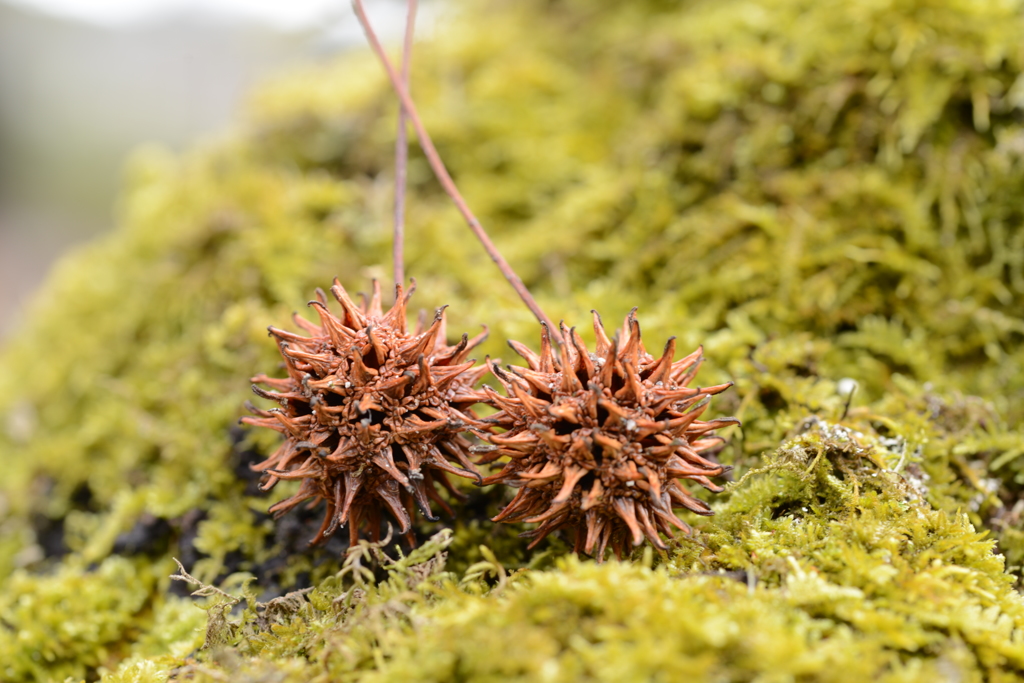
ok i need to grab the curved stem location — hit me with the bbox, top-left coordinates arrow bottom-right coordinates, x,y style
352,0 -> 562,344
392,0 -> 418,297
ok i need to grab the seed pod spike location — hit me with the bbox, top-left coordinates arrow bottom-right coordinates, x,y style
365,325 -> 387,368
635,503 -> 666,550
551,465 -> 588,505
376,480 -> 412,535
310,500 -> 338,545
410,354 -> 434,394
559,336 -> 582,394
613,498 -> 645,547
591,310 -> 613,357
570,327 -> 595,381
292,311 -> 323,336
620,308 -> 643,368
645,336 -> 677,385
382,282 -> 409,333
509,339 -> 541,370
402,306 -> 446,360
309,301 -> 352,349
331,279 -> 367,330
538,322 -> 557,373
366,279 -> 383,319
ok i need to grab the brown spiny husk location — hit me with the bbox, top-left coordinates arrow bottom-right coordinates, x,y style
242,279 -> 488,546
480,309 -> 737,560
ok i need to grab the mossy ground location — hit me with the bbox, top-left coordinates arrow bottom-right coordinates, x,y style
1,0 -> 1024,680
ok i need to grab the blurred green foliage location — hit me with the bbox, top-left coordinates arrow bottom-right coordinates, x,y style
1,0 -> 1023,680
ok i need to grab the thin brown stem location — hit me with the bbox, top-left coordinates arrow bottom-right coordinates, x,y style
393,0 -> 418,297
352,0 -> 562,344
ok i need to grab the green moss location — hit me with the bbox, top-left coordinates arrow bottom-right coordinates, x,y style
1,0 -> 1024,679
106,432 -> 1024,682
0,557 -> 159,681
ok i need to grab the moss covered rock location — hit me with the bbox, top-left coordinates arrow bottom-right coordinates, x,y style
1,0 -> 1024,680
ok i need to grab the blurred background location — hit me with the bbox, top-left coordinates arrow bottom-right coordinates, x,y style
0,0 -> 427,338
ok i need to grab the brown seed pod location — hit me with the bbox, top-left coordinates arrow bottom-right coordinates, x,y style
241,279 -> 488,546
479,309 -> 738,560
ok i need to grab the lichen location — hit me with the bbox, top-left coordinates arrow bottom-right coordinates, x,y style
1,0 -> 1024,680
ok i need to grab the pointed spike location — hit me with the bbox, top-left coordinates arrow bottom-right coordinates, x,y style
422,472 -> 456,517
365,326 -> 387,367
268,325 -> 314,344
644,467 -> 664,509
347,503 -> 363,546
635,503 -> 667,549
349,349 -> 378,385
267,482 -> 318,517
376,479 -> 412,534
410,354 -> 433,394
559,321 -> 577,367
559,336 -> 582,394
435,334 -> 468,367
437,306 -> 448,348
538,322 -> 556,373
291,311 -> 323,335
423,446 -> 478,481
458,325 -> 489,361
524,499 -> 569,523
491,487 -> 533,522
687,417 -> 741,437
645,336 -> 676,385
591,310 -> 613,358
408,479 -> 439,522
367,279 -> 383,318
653,506 -> 691,535
382,282 -> 408,334
584,511 -> 603,553
323,477 -> 345,537
308,301 -> 353,349
331,279 -> 368,330
599,337 -> 619,389
402,307 -> 446,362
551,466 -> 589,504
508,339 -> 541,370
371,446 -> 410,488
667,483 -> 713,515
671,346 -> 705,385
310,501 -> 338,545
507,365 -> 554,396
620,308 -> 642,368
613,360 -> 644,405
613,497 -> 645,546
435,442 -> 482,483
570,327 -> 595,382
580,478 -> 605,511
595,519 -> 613,561
509,381 -> 549,419
519,461 -> 563,481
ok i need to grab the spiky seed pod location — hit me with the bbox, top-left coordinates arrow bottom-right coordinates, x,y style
479,309 -> 738,560
241,279 -> 488,546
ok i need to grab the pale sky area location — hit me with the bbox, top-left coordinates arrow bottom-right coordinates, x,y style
4,0 -> 345,27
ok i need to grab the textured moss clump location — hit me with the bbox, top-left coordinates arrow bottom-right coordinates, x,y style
1,0 -> 1024,680
107,430 -> 1024,682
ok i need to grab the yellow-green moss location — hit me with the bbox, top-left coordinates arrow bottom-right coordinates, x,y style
105,432 -> 1024,682
1,0 -> 1024,680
